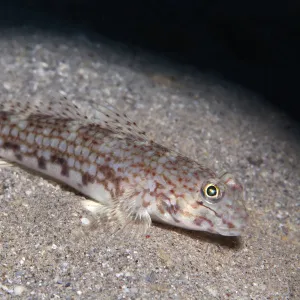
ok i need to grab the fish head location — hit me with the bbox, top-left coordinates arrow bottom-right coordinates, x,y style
152,172 -> 248,236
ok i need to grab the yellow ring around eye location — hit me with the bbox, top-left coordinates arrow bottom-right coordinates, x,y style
204,183 -> 220,199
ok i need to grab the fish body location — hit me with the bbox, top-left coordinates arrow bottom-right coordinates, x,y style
0,99 -> 248,236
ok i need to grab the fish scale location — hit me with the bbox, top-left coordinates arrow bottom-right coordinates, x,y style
0,98 -> 248,236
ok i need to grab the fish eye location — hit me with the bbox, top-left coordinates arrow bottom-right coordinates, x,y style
201,182 -> 223,203
206,184 -> 219,197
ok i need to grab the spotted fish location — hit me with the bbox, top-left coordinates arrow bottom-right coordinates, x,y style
0,98 -> 248,236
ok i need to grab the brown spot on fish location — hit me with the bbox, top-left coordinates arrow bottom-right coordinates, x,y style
82,172 -> 95,185
82,172 -> 89,186
114,177 -> 122,198
61,162 -> 69,177
50,155 -> 65,165
167,204 -> 179,215
100,166 -> 116,182
3,142 -> 20,152
0,112 -> 8,121
15,153 -> 23,161
50,154 -> 69,177
38,156 -> 47,169
194,216 -> 213,228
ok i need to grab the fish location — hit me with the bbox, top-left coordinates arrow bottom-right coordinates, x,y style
0,97 -> 248,236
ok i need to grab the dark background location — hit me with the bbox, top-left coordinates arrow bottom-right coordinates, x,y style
0,0 -> 299,119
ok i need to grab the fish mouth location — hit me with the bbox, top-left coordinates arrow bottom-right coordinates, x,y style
213,228 -> 243,236
217,215 -> 248,236
201,210 -> 247,236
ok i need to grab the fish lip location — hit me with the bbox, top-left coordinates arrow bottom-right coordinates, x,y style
217,207 -> 248,235
216,229 -> 242,236
200,223 -> 242,236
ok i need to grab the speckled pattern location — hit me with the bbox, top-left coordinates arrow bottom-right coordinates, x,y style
0,28 -> 299,299
0,97 -> 248,237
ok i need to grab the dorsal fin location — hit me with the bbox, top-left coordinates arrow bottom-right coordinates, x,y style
0,97 -> 151,142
